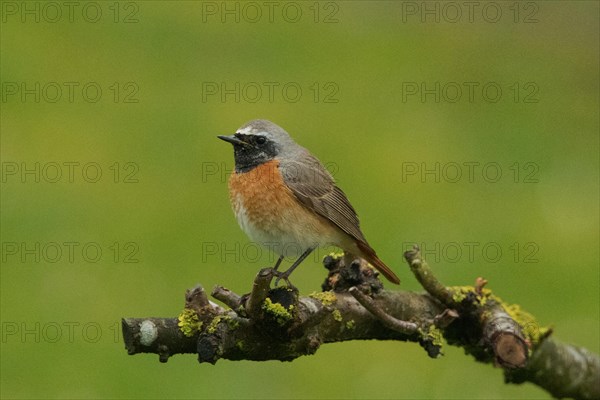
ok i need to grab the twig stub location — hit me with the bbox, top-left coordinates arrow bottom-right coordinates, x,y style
349,286 -> 418,335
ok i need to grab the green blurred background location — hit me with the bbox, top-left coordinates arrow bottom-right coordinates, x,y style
1,1 -> 598,399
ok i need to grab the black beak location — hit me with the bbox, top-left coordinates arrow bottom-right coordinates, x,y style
217,134 -> 251,147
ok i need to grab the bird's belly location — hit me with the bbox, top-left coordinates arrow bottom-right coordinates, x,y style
234,202 -> 321,258
228,160 -> 338,258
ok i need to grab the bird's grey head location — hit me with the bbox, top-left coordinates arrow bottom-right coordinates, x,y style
218,119 -> 302,172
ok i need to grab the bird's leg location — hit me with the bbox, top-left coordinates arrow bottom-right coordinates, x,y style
274,247 -> 315,289
272,255 -> 284,271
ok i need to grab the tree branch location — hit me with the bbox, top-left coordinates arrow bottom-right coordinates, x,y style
122,250 -> 599,400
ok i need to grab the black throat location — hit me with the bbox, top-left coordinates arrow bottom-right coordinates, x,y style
232,140 -> 278,173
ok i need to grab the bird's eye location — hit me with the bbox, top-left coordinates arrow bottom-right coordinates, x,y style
256,136 -> 266,145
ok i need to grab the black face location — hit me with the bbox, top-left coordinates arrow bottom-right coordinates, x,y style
218,133 -> 278,172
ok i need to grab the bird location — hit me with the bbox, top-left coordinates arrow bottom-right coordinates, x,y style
217,119 -> 400,288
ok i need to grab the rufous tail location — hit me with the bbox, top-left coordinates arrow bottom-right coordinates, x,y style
356,241 -> 401,285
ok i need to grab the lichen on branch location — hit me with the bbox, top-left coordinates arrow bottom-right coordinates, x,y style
122,248 -> 599,400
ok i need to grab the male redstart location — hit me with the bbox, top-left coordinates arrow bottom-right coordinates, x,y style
218,119 -> 400,287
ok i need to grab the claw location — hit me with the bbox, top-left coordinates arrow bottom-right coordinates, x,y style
272,269 -> 297,291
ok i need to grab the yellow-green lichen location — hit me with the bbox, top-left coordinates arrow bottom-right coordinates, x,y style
450,286 -> 470,303
417,324 -> 444,357
262,298 -> 294,326
345,320 -> 355,330
207,315 -> 223,334
309,291 -> 337,306
332,309 -> 343,322
497,297 -> 550,347
417,324 -> 444,354
450,286 -> 550,349
449,286 -> 492,304
325,251 -> 344,260
177,308 -> 203,337
425,325 -> 444,347
478,290 -> 493,305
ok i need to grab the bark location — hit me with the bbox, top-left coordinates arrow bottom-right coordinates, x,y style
122,247 -> 599,400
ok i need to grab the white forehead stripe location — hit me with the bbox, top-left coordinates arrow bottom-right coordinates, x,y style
236,126 -> 254,134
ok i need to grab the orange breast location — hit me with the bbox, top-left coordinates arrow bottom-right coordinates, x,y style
229,160 -> 294,228
228,160 -> 338,254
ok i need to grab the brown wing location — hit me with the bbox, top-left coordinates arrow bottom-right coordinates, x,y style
279,152 -> 367,243
280,152 -> 401,285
